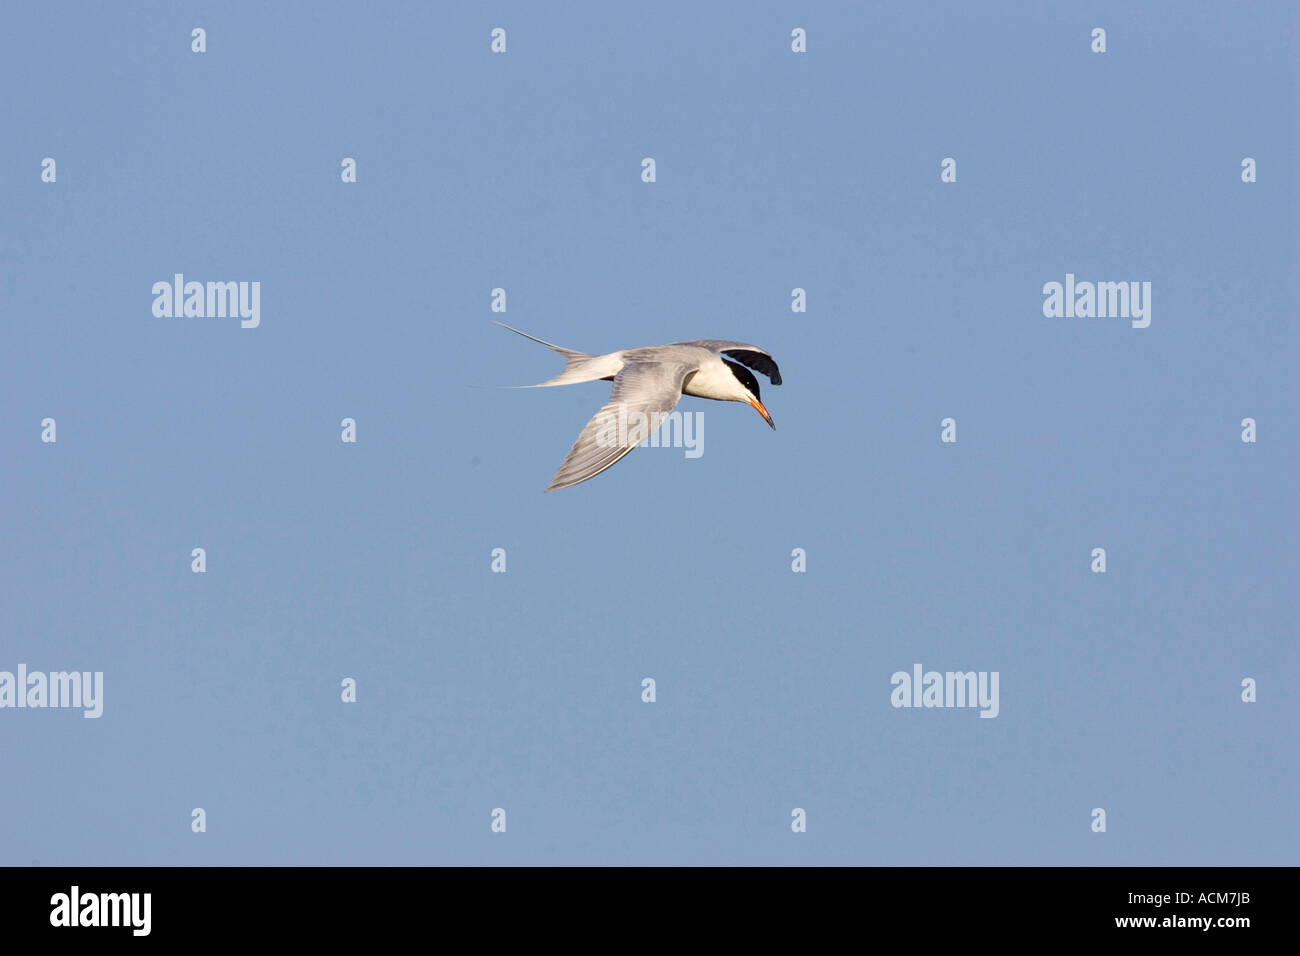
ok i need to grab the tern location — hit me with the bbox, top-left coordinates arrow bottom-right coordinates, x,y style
496,322 -> 782,491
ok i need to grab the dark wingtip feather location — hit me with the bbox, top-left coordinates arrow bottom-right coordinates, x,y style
722,349 -> 782,385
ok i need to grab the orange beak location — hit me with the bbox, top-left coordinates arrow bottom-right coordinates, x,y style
748,396 -> 775,430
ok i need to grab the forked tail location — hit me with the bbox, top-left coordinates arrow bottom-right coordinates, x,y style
494,321 -> 623,387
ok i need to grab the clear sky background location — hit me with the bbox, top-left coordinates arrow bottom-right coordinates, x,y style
2,2 -> 1295,865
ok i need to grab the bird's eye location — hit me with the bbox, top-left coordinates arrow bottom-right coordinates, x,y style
722,359 -> 759,399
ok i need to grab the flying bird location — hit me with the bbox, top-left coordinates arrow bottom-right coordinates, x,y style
496,322 -> 782,491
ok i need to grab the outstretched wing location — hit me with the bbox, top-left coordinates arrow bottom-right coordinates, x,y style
673,340 -> 782,385
547,361 -> 696,492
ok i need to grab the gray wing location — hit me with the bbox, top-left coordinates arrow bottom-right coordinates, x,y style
671,339 -> 781,385
547,361 -> 696,492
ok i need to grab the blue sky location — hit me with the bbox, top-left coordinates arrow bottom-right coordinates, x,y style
1,1 -> 1295,864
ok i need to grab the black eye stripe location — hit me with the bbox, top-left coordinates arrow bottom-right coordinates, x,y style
722,359 -> 760,401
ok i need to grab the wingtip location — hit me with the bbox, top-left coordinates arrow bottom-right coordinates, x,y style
546,472 -> 586,492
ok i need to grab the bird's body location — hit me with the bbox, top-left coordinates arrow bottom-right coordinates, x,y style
495,322 -> 782,491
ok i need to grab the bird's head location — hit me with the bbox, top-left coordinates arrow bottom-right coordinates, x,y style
722,359 -> 775,429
